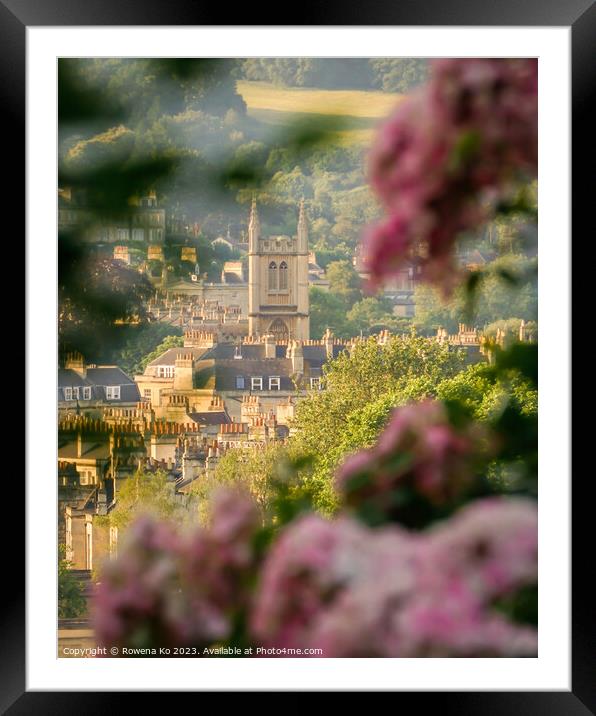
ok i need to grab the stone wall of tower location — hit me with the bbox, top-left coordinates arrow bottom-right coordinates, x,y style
248,200 -> 310,340
248,197 -> 261,337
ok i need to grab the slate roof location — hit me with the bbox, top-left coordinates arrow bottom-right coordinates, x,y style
144,341 -> 348,392
58,366 -> 140,404
146,347 -> 207,367
213,359 -> 296,391
188,411 -> 232,426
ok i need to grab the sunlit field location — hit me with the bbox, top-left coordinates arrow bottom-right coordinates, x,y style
237,80 -> 404,144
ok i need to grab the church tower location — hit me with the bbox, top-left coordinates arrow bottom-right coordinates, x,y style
248,199 -> 310,341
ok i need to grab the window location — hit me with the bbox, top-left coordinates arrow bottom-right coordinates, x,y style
268,261 -> 278,291
279,261 -> 288,290
106,386 -> 121,400
269,377 -> 281,391
251,376 -> 263,391
310,377 -> 321,390
63,387 -> 73,401
83,387 -> 92,400
72,387 -> 80,400
143,388 -> 152,400
235,376 -> 245,389
132,228 -> 144,242
79,470 -> 92,486
157,366 -> 175,378
116,228 -> 129,242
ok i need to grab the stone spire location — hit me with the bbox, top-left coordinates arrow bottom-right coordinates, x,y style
297,197 -> 308,253
248,195 -> 260,252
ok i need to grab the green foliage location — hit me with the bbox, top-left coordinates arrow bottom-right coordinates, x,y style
436,362 -> 537,422
309,287 -> 414,340
325,260 -> 363,304
58,545 -> 87,619
309,288 -> 354,339
202,445 -> 288,521
413,254 -> 538,333
236,58 -> 428,93
369,59 -> 430,92
484,318 -> 537,342
290,335 -> 465,513
113,324 -> 183,376
59,247 -> 154,362
346,296 -> 397,334
100,469 -> 199,532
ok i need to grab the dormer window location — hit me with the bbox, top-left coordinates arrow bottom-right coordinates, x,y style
72,387 -> 80,400
83,387 -> 92,400
63,387 -> 73,401
251,376 -> 263,391
235,376 -> 245,389
310,377 -> 321,390
106,386 -> 121,400
269,377 -> 281,391
157,366 -> 175,378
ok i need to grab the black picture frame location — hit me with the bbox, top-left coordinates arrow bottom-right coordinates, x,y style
9,0 -> 586,708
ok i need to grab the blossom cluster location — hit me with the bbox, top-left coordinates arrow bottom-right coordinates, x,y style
336,400 -> 489,522
251,497 -> 537,657
364,58 -> 537,292
92,489 -> 260,650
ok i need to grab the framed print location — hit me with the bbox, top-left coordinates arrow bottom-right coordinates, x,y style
7,0 -> 587,707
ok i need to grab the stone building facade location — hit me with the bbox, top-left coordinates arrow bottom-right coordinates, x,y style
248,198 -> 310,341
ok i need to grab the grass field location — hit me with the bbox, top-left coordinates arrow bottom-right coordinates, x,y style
237,81 -> 404,144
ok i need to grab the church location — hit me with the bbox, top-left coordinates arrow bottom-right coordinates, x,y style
161,199 -> 310,341
248,198 -> 310,341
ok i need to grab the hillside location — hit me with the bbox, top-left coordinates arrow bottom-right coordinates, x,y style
237,80 -> 403,144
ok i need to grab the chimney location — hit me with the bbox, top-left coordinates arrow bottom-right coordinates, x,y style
65,351 -> 86,379
173,352 -> 195,391
290,340 -> 304,374
264,334 -> 276,359
323,328 -> 334,360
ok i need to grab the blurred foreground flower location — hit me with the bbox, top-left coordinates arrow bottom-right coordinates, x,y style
365,58 -> 537,293
251,497 -> 537,657
93,489 -> 260,651
336,400 -> 491,526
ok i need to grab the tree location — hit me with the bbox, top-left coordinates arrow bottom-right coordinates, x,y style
369,59 -> 429,93
114,324 -> 183,376
206,445 -> 290,520
326,260 -> 363,306
346,296 -> 397,335
132,333 -> 184,376
309,288 -> 355,340
58,253 -> 154,362
100,469 -> 199,532
58,545 -> 87,619
290,334 -> 465,513
413,254 -> 538,334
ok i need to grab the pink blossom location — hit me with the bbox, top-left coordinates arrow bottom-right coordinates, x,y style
251,498 -> 537,657
336,400 -> 488,514
92,489 -> 260,650
365,59 -> 537,293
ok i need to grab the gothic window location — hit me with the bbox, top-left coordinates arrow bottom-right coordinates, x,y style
279,261 -> 288,290
268,261 -> 278,290
270,319 -> 289,341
